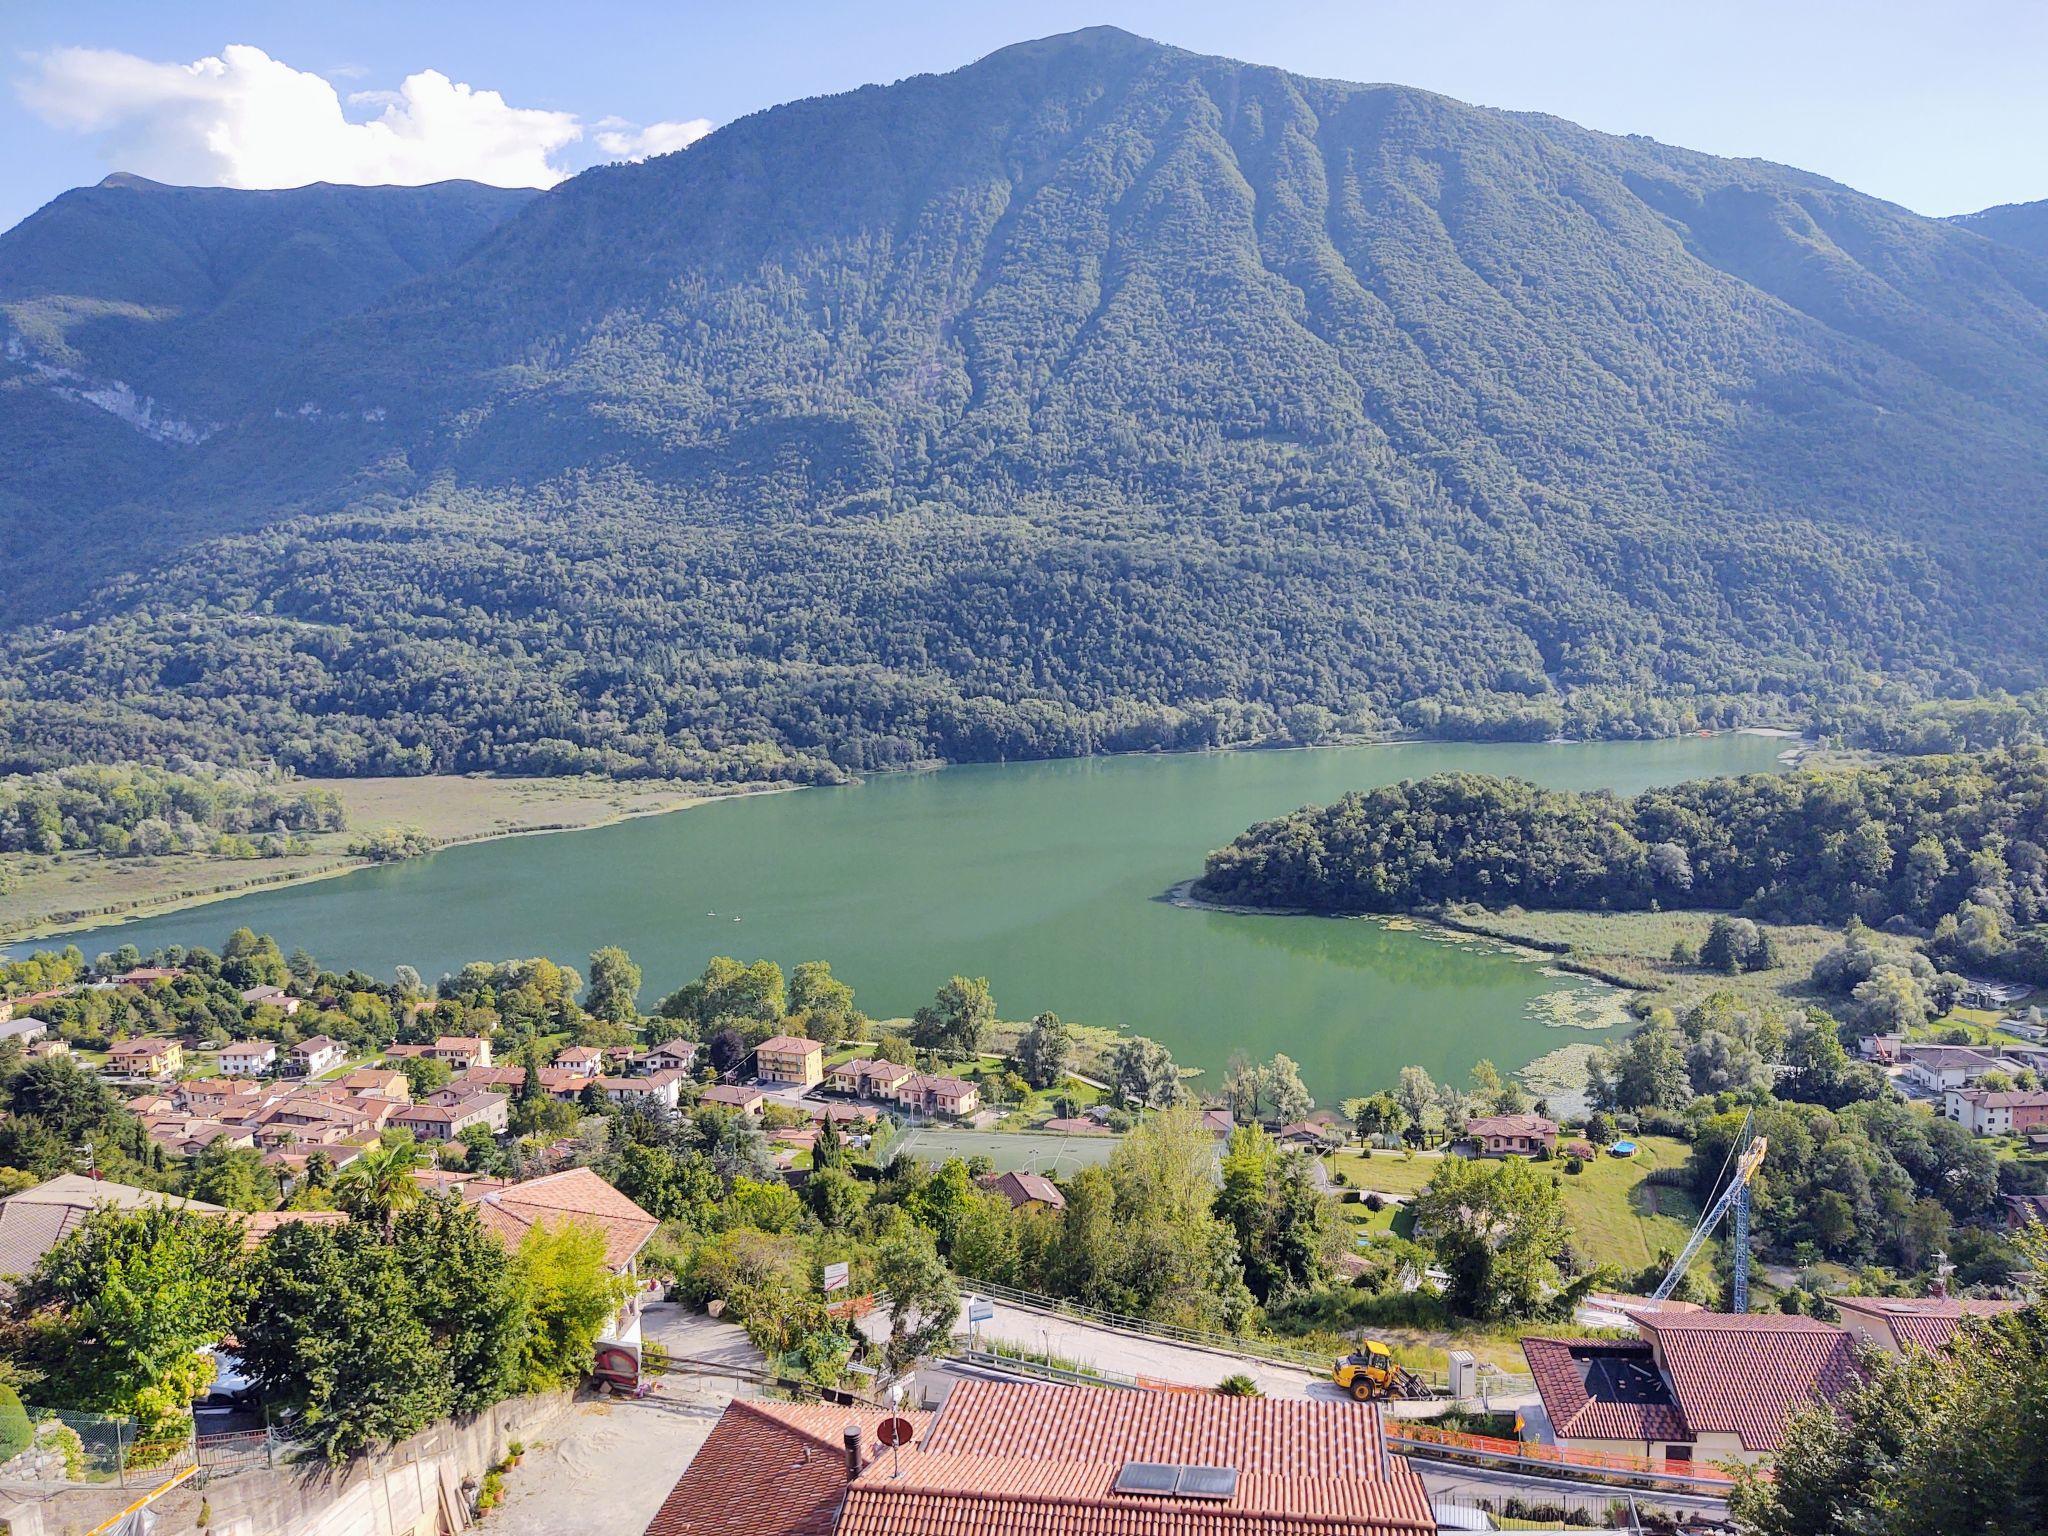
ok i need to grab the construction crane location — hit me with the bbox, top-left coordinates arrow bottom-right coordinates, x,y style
1652,1111 -> 1767,1311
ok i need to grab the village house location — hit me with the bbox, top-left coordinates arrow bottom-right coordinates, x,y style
428,1035 -> 493,1070
830,1057 -> 914,1099
1201,1107 -> 1238,1139
700,1084 -> 766,1116
469,1168 -> 660,1388
106,1036 -> 184,1078
25,1038 -> 69,1059
553,1045 -> 606,1076
1043,1114 -> 1113,1135
643,1379 -> 1434,1536
1857,1033 -> 1905,1064
1945,1085 -> 2048,1136
1465,1113 -> 1559,1156
1829,1294 -> 2023,1356
176,1078 -> 274,1118
453,1065 -> 591,1100
896,1072 -> 980,1118
116,967 -> 183,988
334,1067 -> 411,1102
392,1089 -> 510,1139
636,1039 -> 699,1075
1276,1120 -> 1340,1149
219,1040 -> 278,1076
254,1093 -> 381,1146
238,984 -> 301,1016
288,1035 -> 345,1077
145,1118 -> 257,1159
982,1170 -> 1067,1211
755,1034 -> 824,1088
597,1071 -> 686,1111
0,1017 -> 48,1047
1524,1312 -> 1859,1465
1898,1044 -> 2004,1093
807,1100 -> 881,1127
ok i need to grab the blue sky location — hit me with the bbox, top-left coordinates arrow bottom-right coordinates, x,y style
5,0 -> 2046,233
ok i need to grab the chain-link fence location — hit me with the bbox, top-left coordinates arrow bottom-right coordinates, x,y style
0,1405 -> 203,1489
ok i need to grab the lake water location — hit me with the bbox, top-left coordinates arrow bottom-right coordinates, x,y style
58,735 -> 1788,1101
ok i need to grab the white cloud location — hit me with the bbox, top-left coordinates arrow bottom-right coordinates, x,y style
17,44 -> 710,190
594,116 -> 713,161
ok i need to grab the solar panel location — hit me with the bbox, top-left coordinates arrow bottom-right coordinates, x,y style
1113,1462 -> 1181,1495
1176,1465 -> 1240,1500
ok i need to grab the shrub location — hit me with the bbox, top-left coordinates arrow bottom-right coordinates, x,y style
0,1386 -> 30,1461
1564,1156 -> 1586,1175
1215,1374 -> 1263,1397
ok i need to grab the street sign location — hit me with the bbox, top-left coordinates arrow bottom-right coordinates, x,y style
877,1416 -> 915,1448
966,1297 -> 994,1325
823,1261 -> 850,1293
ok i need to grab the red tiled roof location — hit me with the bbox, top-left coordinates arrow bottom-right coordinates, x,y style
758,1035 -> 822,1056
1829,1295 -> 2023,1353
644,1399 -> 919,1536
986,1171 -> 1066,1210
1465,1114 -> 1558,1138
468,1167 -> 658,1270
1042,1117 -> 1112,1135
1522,1338 -> 1687,1445
837,1380 -> 1433,1536
1634,1313 -> 1859,1452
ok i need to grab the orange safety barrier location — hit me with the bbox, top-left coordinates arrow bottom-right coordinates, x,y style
1388,1422 -> 1736,1487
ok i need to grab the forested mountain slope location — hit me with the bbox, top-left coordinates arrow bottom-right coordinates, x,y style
1953,197 -> 2048,260
4,28 -> 2048,779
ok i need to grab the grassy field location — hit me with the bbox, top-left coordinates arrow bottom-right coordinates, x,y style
1327,1134 -> 1703,1277
1442,908 -> 1854,1010
0,774 -> 762,942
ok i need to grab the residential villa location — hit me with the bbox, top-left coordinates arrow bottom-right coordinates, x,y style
428,1035 -> 493,1070
106,1036 -> 184,1078
145,1118 -> 257,1158
468,1168 -> 660,1388
596,1071 -> 686,1111
637,1039 -> 699,1075
553,1045 -> 606,1076
1829,1294 -> 2024,1357
1466,1113 -> 1559,1156
0,1175 -> 226,1280
288,1035 -> 346,1076
238,984 -> 301,1016
643,1379 -> 1433,1536
830,1057 -> 914,1099
334,1067 -> 412,1102
896,1072 -> 981,1118
1276,1120 -> 1340,1149
1201,1107 -> 1238,1139
392,1090 -> 510,1140
219,1040 -> 278,1076
756,1034 -> 824,1088
1945,1086 -> 2048,1136
1898,1045 -> 2005,1093
1524,1312 -> 1859,1465
0,1017 -> 48,1047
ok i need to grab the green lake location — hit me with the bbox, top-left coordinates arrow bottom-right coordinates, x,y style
59,735 -> 1790,1100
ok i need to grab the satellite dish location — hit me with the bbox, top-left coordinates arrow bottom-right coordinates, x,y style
877,1416 -> 915,1448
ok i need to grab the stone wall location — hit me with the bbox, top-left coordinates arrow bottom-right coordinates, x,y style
0,1390 -> 574,1536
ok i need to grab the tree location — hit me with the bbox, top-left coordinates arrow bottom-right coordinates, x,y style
912,976 -> 995,1059
584,946 -> 642,1026
1110,1036 -> 1181,1108
398,1054 -> 452,1098
658,957 -> 785,1029
1394,1066 -> 1441,1133
391,1196 -> 528,1415
13,1206 -> 248,1440
1588,1014 -> 1693,1111
788,961 -> 861,1044
707,1026 -> 748,1078
1344,1091 -> 1406,1146
333,1132 -> 428,1233
240,1221 -> 450,1462
1015,1012 -> 1074,1090
187,1142 -> 270,1211
1411,1155 -> 1573,1321
1262,1054 -> 1313,1124
1217,1125 -> 1335,1301
873,1227 -> 959,1370
515,1219 -> 632,1391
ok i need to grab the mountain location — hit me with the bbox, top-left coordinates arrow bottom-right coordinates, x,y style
4,28 -> 2048,781
1952,198 -> 2048,261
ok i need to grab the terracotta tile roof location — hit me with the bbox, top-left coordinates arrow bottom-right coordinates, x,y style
1635,1312 -> 1859,1453
235,1209 -> 348,1250
837,1380 -> 1432,1536
1464,1114 -> 1558,1139
468,1167 -> 658,1270
758,1035 -> 822,1056
1522,1338 -> 1688,1445
0,1176 -> 225,1279
1042,1117 -> 1112,1135
645,1400 -> 921,1536
986,1171 -> 1066,1210
1829,1295 -> 2023,1353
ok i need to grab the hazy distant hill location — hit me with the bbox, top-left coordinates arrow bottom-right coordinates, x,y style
3,29 -> 2047,780
1953,198 -> 2048,261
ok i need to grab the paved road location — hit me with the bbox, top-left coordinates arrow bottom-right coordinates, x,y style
955,1295 -> 1345,1400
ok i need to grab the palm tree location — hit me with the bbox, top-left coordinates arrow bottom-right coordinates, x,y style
333,1132 -> 427,1234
